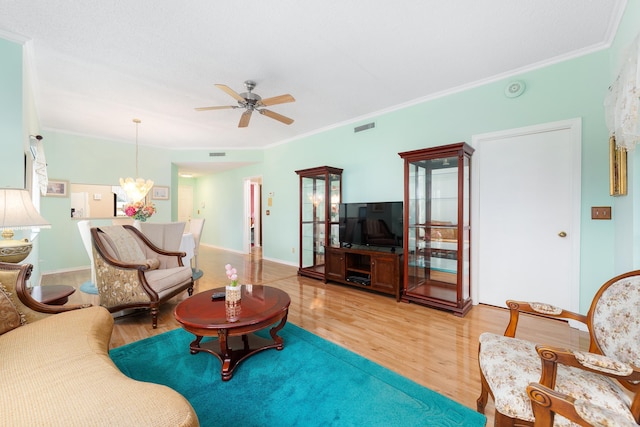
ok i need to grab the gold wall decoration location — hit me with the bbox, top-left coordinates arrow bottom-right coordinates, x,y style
609,136 -> 627,196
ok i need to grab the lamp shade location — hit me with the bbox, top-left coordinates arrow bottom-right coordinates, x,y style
0,189 -> 51,230
0,189 -> 50,263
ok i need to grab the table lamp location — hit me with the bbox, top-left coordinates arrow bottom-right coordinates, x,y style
0,189 -> 51,263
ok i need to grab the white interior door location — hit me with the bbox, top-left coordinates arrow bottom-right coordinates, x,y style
243,179 -> 251,253
178,185 -> 193,225
252,182 -> 261,247
471,119 -> 581,312
243,177 -> 263,253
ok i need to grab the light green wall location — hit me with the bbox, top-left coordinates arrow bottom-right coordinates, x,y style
37,132 -> 174,272
193,163 -> 264,253
0,37 -> 47,283
608,0 -> 640,281
35,132 -> 265,273
256,51 -> 614,308
4,2 -> 640,312
0,38 -> 23,188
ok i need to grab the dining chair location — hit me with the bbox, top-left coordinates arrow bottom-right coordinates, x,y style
76,220 -> 98,294
112,217 -> 134,226
188,218 -> 205,274
138,222 -> 186,251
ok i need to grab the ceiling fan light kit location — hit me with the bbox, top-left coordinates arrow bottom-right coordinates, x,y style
196,80 -> 295,128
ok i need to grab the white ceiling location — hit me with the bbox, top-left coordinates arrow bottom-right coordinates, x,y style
0,1 -> 626,159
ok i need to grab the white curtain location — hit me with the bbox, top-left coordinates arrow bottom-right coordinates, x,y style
605,35 -> 640,151
33,139 -> 48,195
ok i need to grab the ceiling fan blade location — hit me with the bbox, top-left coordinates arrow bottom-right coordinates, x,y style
215,84 -> 245,102
194,105 -> 235,111
259,109 -> 294,125
258,94 -> 296,107
238,110 -> 252,128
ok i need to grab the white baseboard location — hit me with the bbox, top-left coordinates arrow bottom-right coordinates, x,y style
262,257 -> 297,267
201,243 -> 297,267
41,265 -> 90,277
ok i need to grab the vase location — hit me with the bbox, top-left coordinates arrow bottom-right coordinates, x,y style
225,285 -> 242,322
225,285 -> 241,302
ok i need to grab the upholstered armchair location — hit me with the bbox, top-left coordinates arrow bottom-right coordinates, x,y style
90,225 -> 194,328
0,262 -> 90,333
477,270 -> 640,426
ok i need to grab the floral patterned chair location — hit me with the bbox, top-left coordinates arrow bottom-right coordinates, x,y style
477,270 -> 640,426
90,225 -> 194,328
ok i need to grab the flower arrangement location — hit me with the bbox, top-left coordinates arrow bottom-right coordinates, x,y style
225,264 -> 239,287
123,201 -> 156,222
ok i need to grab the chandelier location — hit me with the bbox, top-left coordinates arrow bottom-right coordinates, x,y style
119,118 -> 153,203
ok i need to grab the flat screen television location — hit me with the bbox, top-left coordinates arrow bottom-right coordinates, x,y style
339,202 -> 403,250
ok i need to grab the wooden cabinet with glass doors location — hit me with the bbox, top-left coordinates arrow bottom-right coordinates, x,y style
295,166 -> 343,280
398,143 -> 474,316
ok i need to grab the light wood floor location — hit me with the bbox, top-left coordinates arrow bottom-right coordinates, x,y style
43,245 -> 589,426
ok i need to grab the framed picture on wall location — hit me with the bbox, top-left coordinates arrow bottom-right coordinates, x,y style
151,186 -> 170,200
45,180 -> 68,197
609,136 -> 627,196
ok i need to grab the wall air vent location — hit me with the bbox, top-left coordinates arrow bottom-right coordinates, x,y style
209,152 -> 226,157
354,122 -> 375,133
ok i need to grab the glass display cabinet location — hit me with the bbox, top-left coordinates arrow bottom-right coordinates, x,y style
295,166 -> 343,280
398,142 -> 474,316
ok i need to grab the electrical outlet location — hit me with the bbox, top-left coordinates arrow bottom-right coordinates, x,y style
591,206 -> 612,220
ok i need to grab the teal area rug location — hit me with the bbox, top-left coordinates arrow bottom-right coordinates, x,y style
110,324 -> 485,427
79,280 -> 98,295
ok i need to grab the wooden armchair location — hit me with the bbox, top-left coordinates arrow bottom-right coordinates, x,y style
0,262 -> 89,327
91,225 -> 194,328
477,270 -> 640,426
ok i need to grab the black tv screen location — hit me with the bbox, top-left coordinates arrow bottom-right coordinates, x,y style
339,202 -> 403,249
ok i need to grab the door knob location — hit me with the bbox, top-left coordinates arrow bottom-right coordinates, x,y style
558,231 -> 567,238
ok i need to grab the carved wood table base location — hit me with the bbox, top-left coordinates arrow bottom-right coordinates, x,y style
174,286 -> 291,381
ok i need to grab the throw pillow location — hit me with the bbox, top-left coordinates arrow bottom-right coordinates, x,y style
0,283 -> 25,335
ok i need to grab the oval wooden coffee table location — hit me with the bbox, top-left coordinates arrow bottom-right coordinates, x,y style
174,285 -> 290,381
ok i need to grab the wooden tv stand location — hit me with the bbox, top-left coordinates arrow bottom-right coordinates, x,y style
324,246 -> 403,301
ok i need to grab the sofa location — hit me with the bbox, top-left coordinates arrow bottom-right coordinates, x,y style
0,262 -> 199,426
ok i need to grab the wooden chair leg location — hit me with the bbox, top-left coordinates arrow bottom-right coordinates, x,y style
494,411 -> 517,426
477,369 -> 489,413
151,308 -> 158,329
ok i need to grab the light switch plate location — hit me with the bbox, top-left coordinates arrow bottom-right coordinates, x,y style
591,206 -> 611,220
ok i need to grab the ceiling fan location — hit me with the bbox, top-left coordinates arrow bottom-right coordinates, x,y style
195,80 -> 295,128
